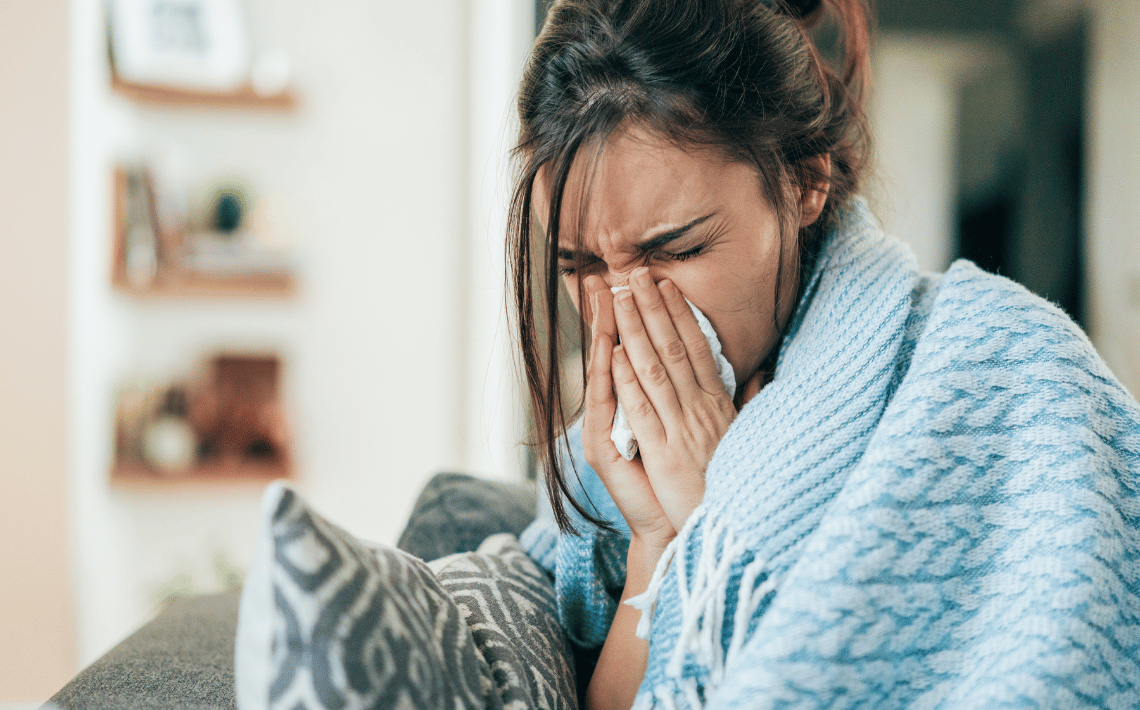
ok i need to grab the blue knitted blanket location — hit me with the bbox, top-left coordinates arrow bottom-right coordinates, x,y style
520,202 -> 1140,708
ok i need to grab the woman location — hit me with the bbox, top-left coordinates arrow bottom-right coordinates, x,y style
511,0 -> 1140,708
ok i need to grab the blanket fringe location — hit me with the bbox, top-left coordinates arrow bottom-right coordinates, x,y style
629,514 -> 777,709
666,519 -> 749,681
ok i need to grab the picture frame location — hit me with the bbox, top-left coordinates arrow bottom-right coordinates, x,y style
108,0 -> 250,91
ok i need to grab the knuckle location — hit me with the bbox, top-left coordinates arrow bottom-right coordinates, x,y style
641,360 -> 670,387
619,308 -> 644,332
664,288 -> 686,308
661,338 -> 688,363
690,344 -> 717,369
586,386 -> 609,407
691,400 -> 731,434
665,298 -> 689,320
615,365 -> 639,386
719,395 -> 737,417
632,400 -> 656,419
641,295 -> 667,315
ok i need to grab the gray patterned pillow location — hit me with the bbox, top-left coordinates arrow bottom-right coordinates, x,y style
235,483 -> 490,709
236,483 -> 577,710
429,534 -> 577,710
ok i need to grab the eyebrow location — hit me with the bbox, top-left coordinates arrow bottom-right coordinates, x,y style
635,213 -> 716,254
557,213 -> 716,261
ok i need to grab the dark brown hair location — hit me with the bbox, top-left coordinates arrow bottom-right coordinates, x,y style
508,0 -> 873,533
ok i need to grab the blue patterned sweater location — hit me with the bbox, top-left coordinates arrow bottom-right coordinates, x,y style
520,202 -> 1140,709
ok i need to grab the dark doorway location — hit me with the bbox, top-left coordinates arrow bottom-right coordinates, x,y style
955,19 -> 1087,328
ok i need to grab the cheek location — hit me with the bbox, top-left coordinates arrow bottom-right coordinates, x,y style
678,263 -> 782,384
712,317 -> 767,385
562,274 -> 580,308
561,274 -> 590,323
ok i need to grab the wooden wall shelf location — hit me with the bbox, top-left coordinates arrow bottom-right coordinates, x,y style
112,460 -> 289,488
112,167 -> 298,299
112,271 -> 296,299
111,71 -> 298,111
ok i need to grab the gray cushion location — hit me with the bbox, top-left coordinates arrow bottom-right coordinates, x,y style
46,473 -> 543,710
396,472 -> 536,562
236,483 -> 492,709
237,484 -> 575,710
430,535 -> 578,710
47,593 -> 239,710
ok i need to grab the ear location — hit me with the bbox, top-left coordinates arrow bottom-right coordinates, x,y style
799,153 -> 831,228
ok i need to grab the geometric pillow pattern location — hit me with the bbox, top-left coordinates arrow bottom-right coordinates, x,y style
430,534 -> 578,710
237,483 -> 489,710
236,483 -> 576,710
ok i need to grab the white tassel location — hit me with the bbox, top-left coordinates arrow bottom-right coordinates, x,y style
631,515 -> 779,710
624,506 -> 707,641
723,555 -> 774,676
680,680 -> 704,710
666,521 -> 748,681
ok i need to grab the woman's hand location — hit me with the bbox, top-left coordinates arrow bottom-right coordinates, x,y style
582,268 -> 737,538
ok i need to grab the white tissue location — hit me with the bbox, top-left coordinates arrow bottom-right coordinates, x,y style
609,286 -> 736,460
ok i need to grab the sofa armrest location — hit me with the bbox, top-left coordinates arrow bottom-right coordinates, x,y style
47,593 -> 239,710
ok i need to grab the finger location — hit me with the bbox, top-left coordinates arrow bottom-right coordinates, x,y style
582,274 -> 609,335
628,268 -> 703,402
588,276 -> 617,346
613,288 -> 683,423
584,291 -> 615,417
582,290 -> 623,462
611,343 -> 666,449
657,279 -> 731,397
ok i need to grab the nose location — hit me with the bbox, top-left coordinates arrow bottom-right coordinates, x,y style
603,267 -> 638,291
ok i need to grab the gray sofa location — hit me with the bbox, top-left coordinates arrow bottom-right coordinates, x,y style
46,473 -> 538,710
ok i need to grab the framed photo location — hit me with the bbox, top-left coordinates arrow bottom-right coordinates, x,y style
109,0 -> 250,91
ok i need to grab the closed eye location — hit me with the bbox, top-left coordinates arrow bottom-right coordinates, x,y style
661,245 -> 704,262
558,254 -> 602,277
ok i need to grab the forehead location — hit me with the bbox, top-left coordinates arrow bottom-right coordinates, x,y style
533,127 -> 737,250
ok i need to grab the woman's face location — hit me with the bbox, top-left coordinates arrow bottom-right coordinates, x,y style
535,127 -> 818,390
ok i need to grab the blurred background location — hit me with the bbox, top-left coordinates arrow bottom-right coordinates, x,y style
1,0 -> 1137,704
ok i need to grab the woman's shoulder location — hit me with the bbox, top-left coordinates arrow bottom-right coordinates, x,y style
924,258 -> 1096,362
897,257 -> 1140,426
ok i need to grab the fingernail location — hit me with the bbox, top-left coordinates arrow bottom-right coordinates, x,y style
634,269 -> 652,288
658,279 -> 677,298
613,344 -> 626,362
617,291 -> 635,312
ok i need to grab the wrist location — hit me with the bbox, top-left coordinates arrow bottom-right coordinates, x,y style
630,529 -> 675,557
625,530 -> 675,596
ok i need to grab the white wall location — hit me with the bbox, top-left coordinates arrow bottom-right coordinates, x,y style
872,35 -> 960,272
871,34 -> 1011,273
68,0 -> 534,667
461,0 -> 535,484
1086,0 -> 1140,396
